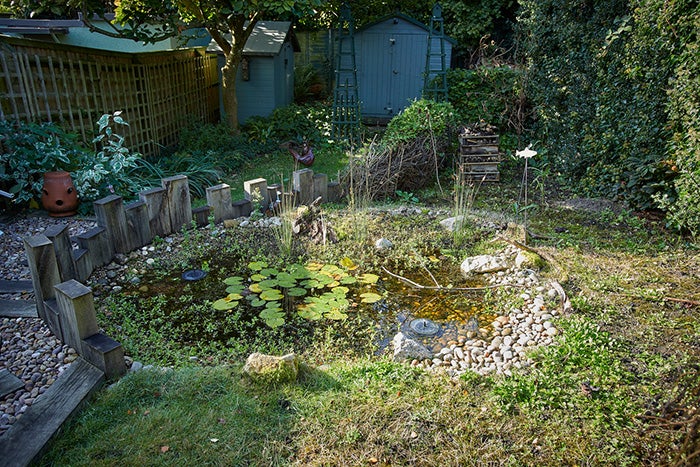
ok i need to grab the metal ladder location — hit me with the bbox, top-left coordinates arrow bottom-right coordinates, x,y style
423,3 -> 449,101
332,2 -> 361,146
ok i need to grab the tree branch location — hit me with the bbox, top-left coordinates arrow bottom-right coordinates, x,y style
381,267 -> 522,291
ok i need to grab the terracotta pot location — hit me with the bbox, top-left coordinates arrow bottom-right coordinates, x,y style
41,171 -> 78,217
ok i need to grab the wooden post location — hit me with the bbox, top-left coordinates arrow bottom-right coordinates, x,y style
82,333 -> 127,380
293,168 -> 314,205
76,226 -> 112,269
72,248 -> 93,283
53,280 -> 99,352
22,235 -> 60,324
327,181 -> 342,203
267,184 -> 281,207
192,205 -> 212,227
44,223 -> 77,281
162,175 -> 192,233
232,199 -> 253,218
244,178 -> 268,211
206,183 -> 234,223
313,173 -> 328,202
139,187 -> 171,237
125,200 -> 153,249
94,195 -> 130,254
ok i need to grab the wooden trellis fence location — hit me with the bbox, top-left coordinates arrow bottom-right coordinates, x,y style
0,35 -> 219,156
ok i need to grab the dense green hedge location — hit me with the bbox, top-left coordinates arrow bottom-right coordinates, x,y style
518,0 -> 700,233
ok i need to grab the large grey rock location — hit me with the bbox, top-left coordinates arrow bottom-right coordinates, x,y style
392,332 -> 433,361
375,238 -> 393,250
461,255 -> 508,275
439,216 -> 465,232
242,352 -> 299,385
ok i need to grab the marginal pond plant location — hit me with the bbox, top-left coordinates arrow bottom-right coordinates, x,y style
214,259 -> 382,328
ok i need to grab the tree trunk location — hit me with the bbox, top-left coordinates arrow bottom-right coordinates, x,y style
221,51 -> 241,131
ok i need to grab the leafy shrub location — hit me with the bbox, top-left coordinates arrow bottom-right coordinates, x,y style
446,66 -> 525,134
243,103 -> 334,148
382,99 -> 458,149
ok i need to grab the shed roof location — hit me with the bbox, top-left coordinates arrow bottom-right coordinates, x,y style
357,13 -> 456,44
207,21 -> 299,56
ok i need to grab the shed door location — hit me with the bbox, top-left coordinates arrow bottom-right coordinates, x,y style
359,32 -> 426,118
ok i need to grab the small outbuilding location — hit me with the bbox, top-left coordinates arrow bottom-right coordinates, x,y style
208,21 -> 298,125
354,13 -> 455,119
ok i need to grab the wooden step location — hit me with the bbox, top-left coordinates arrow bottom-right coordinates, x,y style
0,299 -> 37,318
0,280 -> 33,294
0,358 -> 105,467
0,369 -> 24,399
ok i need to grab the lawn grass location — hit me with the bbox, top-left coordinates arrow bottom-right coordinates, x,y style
37,163 -> 700,466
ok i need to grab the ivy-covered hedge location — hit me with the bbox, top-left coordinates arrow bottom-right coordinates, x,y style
518,0 -> 700,232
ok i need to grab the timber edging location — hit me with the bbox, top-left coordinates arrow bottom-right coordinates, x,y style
0,358 -> 105,467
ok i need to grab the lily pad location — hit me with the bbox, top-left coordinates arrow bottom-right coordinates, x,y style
248,261 -> 268,271
225,285 -> 245,295
288,287 -> 308,297
250,298 -> 266,307
249,283 -> 263,293
223,276 -> 244,286
297,305 -> 322,320
261,267 -> 279,277
360,292 -> 383,304
359,273 -> 379,285
213,298 -> 239,311
340,276 -> 358,285
250,273 -> 266,282
260,289 -> 283,301
340,256 -> 358,270
258,279 -> 279,289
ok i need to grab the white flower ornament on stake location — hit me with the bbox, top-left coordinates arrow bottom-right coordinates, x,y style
516,145 -> 538,244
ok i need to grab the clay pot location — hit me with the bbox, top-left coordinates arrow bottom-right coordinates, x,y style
41,171 -> 78,217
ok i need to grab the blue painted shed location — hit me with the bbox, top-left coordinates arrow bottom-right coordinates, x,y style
208,21 -> 297,124
354,13 -> 455,119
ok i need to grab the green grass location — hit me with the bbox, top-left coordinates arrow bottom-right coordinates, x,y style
38,146 -> 700,466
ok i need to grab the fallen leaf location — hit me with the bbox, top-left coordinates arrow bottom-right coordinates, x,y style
143,410 -> 150,416
160,445 -> 170,453
210,438 -> 219,443
410,431 -> 418,439
368,457 -> 378,464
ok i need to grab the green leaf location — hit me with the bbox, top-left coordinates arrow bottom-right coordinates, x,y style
248,261 -> 268,271
250,273 -> 266,282
360,292 -> 382,304
250,298 -> 266,307
287,287 -> 307,297
213,298 -> 239,310
260,267 -> 279,277
225,285 -> 245,294
260,289 -> 283,301
359,273 -> 379,285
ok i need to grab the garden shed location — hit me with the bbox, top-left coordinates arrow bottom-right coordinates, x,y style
208,21 -> 298,125
354,13 -> 455,119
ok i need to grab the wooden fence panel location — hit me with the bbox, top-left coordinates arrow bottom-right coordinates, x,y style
0,36 -> 219,156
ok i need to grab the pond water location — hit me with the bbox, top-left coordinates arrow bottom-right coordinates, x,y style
121,255 -> 491,354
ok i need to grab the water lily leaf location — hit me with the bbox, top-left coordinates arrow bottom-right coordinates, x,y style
360,292 -> 383,304
331,286 -> 350,296
297,305 -> 322,320
260,289 -> 283,301
259,279 -> 279,289
259,308 -> 285,328
276,272 -> 294,282
321,264 -> 343,276
340,256 -> 358,270
264,302 -> 282,312
277,278 -> 297,288
225,285 -> 245,294
249,283 -> 263,293
248,261 -> 268,271
260,267 -> 279,277
250,298 -> 266,307
288,287 -> 307,297
340,276 -> 358,285
324,307 -> 348,320
359,273 -> 379,285
213,298 -> 239,310
288,265 -> 311,279
223,276 -> 244,286
250,273 -> 266,282
306,262 -> 324,271
315,274 -> 334,286
226,293 -> 243,301
301,279 -> 321,289
326,281 -> 340,288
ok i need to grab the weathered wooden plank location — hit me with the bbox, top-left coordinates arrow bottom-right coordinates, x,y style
44,223 -> 77,282
0,369 -> 24,399
125,200 -> 153,249
76,226 -> 112,269
313,173 -> 328,202
0,299 -> 37,318
293,169 -> 315,205
82,333 -> 127,380
206,183 -> 233,223
139,187 -> 171,237
72,248 -> 93,283
244,178 -> 268,209
0,280 -> 33,294
94,195 -> 130,254
0,358 -> 104,467
232,199 -> 253,218
54,280 -> 99,353
22,235 -> 60,324
162,175 -> 192,233
327,181 -> 342,203
192,205 -> 212,227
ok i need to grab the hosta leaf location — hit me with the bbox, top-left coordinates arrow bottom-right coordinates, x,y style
360,292 -> 383,303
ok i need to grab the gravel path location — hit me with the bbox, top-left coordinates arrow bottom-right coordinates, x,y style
0,213 -> 96,436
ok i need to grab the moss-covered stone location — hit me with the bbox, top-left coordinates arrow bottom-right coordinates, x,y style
242,352 -> 299,385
